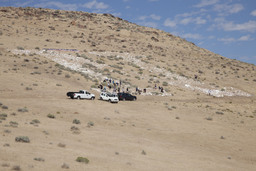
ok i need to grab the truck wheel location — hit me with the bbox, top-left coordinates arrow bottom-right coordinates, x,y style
77,96 -> 81,100
91,97 -> 95,100
109,99 -> 111,103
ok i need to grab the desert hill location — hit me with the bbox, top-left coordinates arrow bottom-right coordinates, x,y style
0,7 -> 256,171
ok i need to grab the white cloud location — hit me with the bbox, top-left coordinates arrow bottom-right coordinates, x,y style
213,18 -> 256,32
218,37 -> 236,43
138,14 -> 161,21
180,18 -> 193,25
150,14 -> 161,20
218,35 -> 253,43
222,20 -> 256,32
179,17 -> 206,25
16,0 -> 34,7
195,17 -> 207,24
83,0 -> 108,10
34,2 -> 78,11
238,35 -> 253,41
194,0 -> 219,8
182,33 -> 203,40
138,16 -> 147,21
208,35 -> 215,39
229,4 -> 244,13
164,18 -> 176,28
251,10 -> 256,16
214,3 -> 244,15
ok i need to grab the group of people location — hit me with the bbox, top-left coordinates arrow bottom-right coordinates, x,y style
98,78 -> 165,95
98,78 -> 122,94
154,84 -> 164,93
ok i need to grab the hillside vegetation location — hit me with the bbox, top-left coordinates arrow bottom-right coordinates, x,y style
0,7 -> 256,171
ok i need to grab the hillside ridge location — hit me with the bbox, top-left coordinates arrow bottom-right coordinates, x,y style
1,6 -> 256,171
1,6 -> 255,96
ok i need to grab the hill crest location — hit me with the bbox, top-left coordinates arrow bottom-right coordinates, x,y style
0,6 -> 255,96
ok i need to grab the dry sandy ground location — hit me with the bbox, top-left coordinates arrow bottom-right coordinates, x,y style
1,48 -> 256,171
0,7 -> 256,171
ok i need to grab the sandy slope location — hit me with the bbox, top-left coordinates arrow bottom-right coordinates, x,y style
0,7 -> 256,171
1,48 -> 256,171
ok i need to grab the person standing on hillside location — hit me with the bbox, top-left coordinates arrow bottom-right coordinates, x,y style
194,75 -> 198,80
208,89 -> 211,96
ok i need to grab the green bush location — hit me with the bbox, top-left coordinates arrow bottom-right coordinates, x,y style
0,113 -> 7,120
87,121 -> 94,127
76,157 -> 89,164
30,119 -> 40,125
17,46 -> 24,50
9,121 -> 18,127
162,81 -> 168,86
73,119 -> 81,124
47,114 -> 55,119
15,136 -> 30,143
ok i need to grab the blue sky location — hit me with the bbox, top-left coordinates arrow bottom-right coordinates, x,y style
1,0 -> 256,65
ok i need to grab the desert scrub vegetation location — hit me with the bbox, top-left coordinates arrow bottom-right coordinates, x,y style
12,165 -> 21,171
15,136 -> 30,143
0,113 -> 8,120
141,150 -> 147,155
17,107 -> 28,112
216,111 -> 224,115
82,63 -> 97,70
96,59 -> 105,64
30,119 -> 40,125
25,87 -> 32,90
2,105 -> 8,109
76,157 -> 89,164
71,126 -> 80,134
47,114 -> 55,119
17,46 -> 24,50
65,74 -> 71,78
128,62 -> 140,69
135,76 -> 140,80
162,81 -> 168,86
109,64 -> 123,70
87,121 -> 94,127
73,119 -> 81,124
205,117 -> 213,121
58,143 -> 66,148
34,157 -> 45,162
9,121 -> 18,128
113,69 -> 123,75
167,106 -> 177,110
61,163 -> 69,169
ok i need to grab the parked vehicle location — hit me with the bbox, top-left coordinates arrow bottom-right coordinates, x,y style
66,90 -> 95,100
100,92 -> 119,103
117,93 -> 137,101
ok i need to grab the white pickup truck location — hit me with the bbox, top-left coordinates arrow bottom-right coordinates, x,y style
100,92 -> 119,103
67,90 -> 95,100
